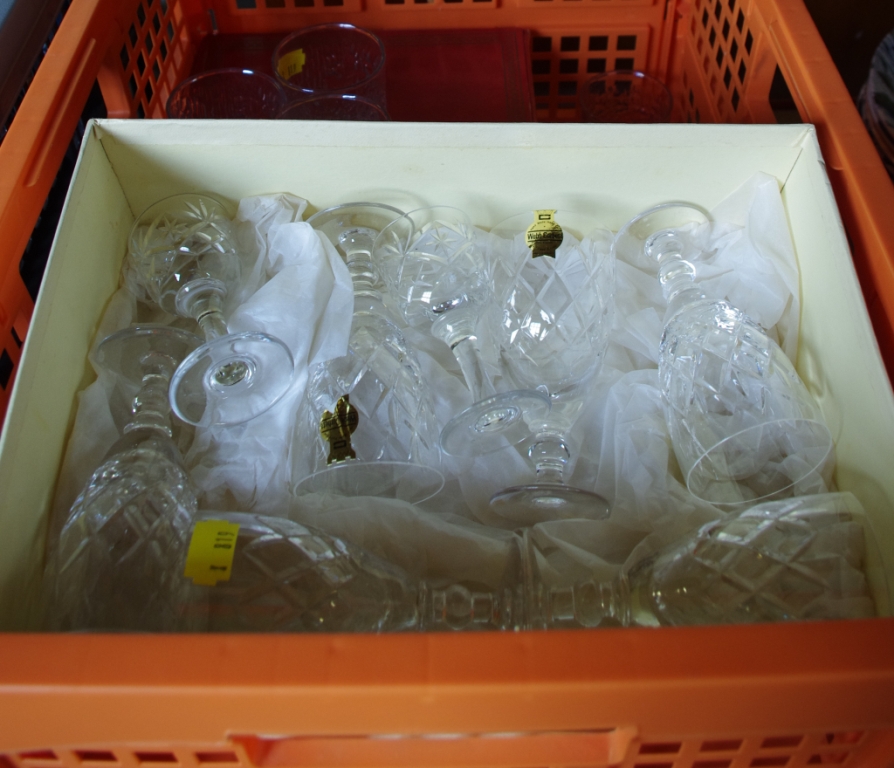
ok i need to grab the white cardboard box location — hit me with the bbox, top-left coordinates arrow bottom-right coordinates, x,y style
1,119 -> 893,629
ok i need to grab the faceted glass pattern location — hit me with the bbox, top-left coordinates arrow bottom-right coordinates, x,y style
203,514 -> 521,632
628,495 -> 876,626
200,495 -> 877,634
493,227 -> 614,394
51,433 -> 199,631
659,299 -> 833,506
292,312 -> 443,500
375,208 -> 489,328
127,193 -> 241,316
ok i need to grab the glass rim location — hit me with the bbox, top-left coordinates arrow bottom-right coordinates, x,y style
294,459 -> 446,504
129,191 -> 234,241
276,93 -> 389,120
165,68 -> 284,119
272,23 -> 386,94
307,200 -> 406,226
686,417 -> 835,508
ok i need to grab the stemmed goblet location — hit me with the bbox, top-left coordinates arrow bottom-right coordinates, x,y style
614,202 -> 834,507
374,206 -> 550,457
127,193 -> 296,427
486,210 -> 616,525
290,203 -> 444,503
195,493 -> 878,632
47,325 -> 203,631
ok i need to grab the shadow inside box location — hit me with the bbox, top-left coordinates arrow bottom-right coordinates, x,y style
186,28 -> 536,122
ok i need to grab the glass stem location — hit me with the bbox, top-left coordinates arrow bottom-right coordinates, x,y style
343,238 -> 390,320
418,582 -> 522,631
431,311 -> 495,403
124,353 -> 176,437
527,430 -> 571,485
528,578 -> 624,628
650,231 -> 707,320
192,292 -> 229,343
525,395 -> 582,485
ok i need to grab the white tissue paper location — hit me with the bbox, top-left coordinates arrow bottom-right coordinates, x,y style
50,172 -> 812,592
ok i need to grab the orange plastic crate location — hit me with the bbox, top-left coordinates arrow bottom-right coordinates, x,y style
2,0 -> 894,764
3,0 -> 894,420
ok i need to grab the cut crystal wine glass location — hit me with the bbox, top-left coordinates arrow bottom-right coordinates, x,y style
193,492 -> 879,632
290,203 -> 444,503
526,492 -> 879,628
127,193 -> 296,427
198,512 -> 524,632
486,210 -> 616,525
374,205 -> 550,457
615,202 -> 834,507
47,325 -> 203,631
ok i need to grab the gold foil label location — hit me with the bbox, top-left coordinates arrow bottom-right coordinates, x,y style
525,210 -> 563,258
320,395 -> 359,464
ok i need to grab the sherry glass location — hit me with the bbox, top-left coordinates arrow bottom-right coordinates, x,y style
374,205 -> 550,457
486,210 -> 615,525
291,203 -> 444,503
47,325 -> 203,631
127,193 -> 296,427
615,202 -> 834,507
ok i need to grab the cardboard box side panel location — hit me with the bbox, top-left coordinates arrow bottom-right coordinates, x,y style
95,122 -> 809,233
0,130 -> 132,628
782,137 -> 894,611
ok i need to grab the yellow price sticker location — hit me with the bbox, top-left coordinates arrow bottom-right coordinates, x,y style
277,49 -> 307,81
184,520 -> 240,586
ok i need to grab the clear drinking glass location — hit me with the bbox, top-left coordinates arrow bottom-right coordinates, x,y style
486,210 -> 615,525
526,492 -> 880,628
199,513 -> 524,632
127,193 -> 296,427
166,68 -> 285,119
47,325 -> 204,631
615,202 -> 834,507
374,205 -> 550,457
580,70 -> 673,123
195,493 -> 880,632
272,23 -> 387,111
277,94 -> 389,120
291,203 -> 444,503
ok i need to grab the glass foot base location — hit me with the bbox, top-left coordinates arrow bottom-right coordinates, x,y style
170,331 -> 295,427
439,389 -> 550,457
490,483 -> 611,526
294,460 -> 445,504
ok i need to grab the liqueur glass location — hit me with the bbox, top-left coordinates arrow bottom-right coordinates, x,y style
615,202 -> 834,507
374,205 -> 550,457
47,325 -> 203,631
291,203 -> 444,503
127,193 -> 295,427
486,210 -> 615,525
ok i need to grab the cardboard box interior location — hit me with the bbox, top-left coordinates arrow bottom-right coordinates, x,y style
1,119 -> 893,630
